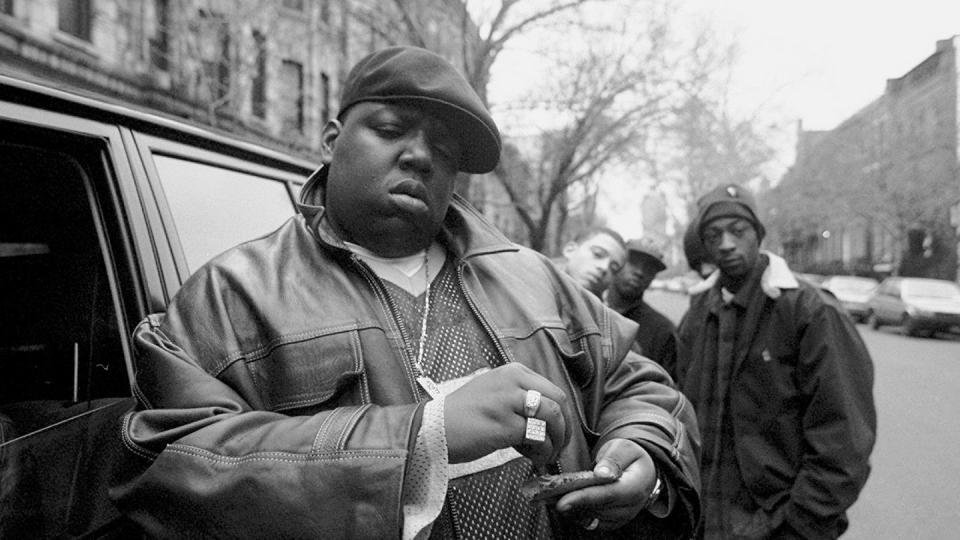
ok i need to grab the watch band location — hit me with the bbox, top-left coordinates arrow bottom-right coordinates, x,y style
645,468 -> 663,509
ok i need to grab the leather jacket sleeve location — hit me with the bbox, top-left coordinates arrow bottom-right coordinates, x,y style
586,304 -> 702,539
527,263 -> 702,539
111,311 -> 423,539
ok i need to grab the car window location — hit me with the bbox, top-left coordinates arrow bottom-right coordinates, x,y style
0,137 -> 133,537
903,279 -> 960,299
153,154 -> 297,272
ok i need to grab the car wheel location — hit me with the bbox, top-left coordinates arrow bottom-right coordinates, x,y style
867,312 -> 880,330
903,315 -> 920,337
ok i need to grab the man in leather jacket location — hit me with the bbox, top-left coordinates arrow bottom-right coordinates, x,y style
110,46 -> 701,539
676,184 -> 875,540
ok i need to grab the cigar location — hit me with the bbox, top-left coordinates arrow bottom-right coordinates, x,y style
520,471 -> 617,503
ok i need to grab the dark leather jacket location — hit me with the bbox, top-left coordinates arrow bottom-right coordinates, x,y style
110,170 -> 701,539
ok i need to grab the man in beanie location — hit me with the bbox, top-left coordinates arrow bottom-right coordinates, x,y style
674,183 -> 876,540
112,46 -> 700,539
605,238 -> 677,371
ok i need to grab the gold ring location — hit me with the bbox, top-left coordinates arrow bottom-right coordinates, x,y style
585,517 -> 600,530
524,389 -> 542,417
524,417 -> 547,442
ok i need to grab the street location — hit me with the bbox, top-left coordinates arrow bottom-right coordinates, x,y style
645,289 -> 960,540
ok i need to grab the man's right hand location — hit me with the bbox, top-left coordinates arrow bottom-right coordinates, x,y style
443,363 -> 571,465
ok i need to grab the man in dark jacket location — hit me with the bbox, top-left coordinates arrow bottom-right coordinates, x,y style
111,46 -> 701,539
606,238 -> 677,370
675,183 -> 876,540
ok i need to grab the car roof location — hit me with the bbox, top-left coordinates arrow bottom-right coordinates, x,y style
0,73 -> 318,173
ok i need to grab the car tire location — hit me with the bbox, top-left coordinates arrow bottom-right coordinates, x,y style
867,312 -> 880,330
903,315 -> 920,337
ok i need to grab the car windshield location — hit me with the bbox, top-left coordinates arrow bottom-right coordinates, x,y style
903,280 -> 960,299
829,277 -> 878,293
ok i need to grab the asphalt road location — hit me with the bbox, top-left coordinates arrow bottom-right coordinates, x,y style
645,289 -> 960,540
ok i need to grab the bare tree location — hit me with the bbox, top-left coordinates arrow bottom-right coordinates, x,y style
492,28 -> 679,251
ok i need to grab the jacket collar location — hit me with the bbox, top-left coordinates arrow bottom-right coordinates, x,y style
296,166 -> 518,260
701,250 -> 798,308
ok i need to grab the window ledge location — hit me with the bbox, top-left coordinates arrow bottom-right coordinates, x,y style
52,30 -> 98,59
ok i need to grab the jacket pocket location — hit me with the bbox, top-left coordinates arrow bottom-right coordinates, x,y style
244,326 -> 365,414
543,327 -> 593,387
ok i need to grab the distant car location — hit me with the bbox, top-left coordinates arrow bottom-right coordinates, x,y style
793,272 -> 827,287
820,276 -> 879,322
866,277 -> 960,337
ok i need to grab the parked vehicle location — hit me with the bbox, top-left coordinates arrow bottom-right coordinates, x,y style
820,275 -> 879,322
793,272 -> 827,287
0,73 -> 316,538
865,277 -> 960,337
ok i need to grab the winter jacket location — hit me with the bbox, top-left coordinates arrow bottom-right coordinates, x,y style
676,254 -> 875,539
110,170 -> 701,539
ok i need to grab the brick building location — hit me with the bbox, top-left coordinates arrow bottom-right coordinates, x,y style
774,36 -> 960,281
0,0 -> 479,160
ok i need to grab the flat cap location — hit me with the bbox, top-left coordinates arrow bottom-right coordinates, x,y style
625,238 -> 666,272
338,46 -> 501,174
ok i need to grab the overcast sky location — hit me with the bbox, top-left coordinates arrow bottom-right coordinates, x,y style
488,1 -> 960,241
687,0 -> 960,132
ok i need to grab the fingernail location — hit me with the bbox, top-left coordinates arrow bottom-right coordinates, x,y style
596,465 -> 612,478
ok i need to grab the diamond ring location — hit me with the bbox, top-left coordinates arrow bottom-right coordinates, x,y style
524,389 -> 542,417
524,417 -> 547,443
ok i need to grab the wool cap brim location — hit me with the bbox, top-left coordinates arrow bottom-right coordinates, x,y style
625,238 -> 666,272
338,46 -> 501,174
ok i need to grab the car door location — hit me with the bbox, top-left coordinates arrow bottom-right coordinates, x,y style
0,113 -> 146,537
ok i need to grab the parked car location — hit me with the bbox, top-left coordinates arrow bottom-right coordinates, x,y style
865,277 -> 960,337
0,73 -> 317,538
793,272 -> 827,287
820,275 -> 879,322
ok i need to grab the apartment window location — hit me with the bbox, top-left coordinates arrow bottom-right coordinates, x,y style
320,72 -> 330,124
199,10 -> 231,103
58,0 -> 92,41
149,0 -> 170,70
251,30 -> 267,118
320,0 -> 330,23
1,0 -> 14,16
279,60 -> 304,133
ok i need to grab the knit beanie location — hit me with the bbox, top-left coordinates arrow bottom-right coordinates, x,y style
696,184 -> 765,241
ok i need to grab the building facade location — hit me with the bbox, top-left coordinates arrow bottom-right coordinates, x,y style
774,36 -> 960,281
0,0 -> 479,160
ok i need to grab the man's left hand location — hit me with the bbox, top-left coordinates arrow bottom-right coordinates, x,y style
554,438 -> 658,531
